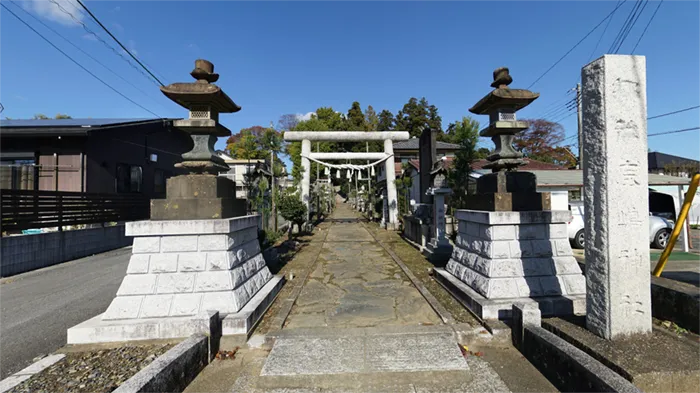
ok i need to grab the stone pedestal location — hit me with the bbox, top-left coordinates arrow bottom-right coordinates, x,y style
67,215 -> 283,344
469,171 -> 552,212
151,175 -> 246,220
435,209 -> 586,320
582,54 -> 651,339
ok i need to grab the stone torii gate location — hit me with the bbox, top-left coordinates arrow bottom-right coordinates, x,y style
284,131 -> 409,229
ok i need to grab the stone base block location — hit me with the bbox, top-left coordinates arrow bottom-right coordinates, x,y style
422,242 -> 453,264
151,197 -> 246,220
222,275 -> 285,336
67,275 -> 285,345
466,192 -> 551,212
434,268 -> 585,320
67,313 -> 213,345
476,171 -> 537,194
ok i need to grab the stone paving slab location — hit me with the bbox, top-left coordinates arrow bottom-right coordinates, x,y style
260,330 -> 466,376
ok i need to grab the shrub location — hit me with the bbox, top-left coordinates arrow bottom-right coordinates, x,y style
279,194 -> 307,237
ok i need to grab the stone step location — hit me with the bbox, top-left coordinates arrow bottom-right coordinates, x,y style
257,325 -> 472,391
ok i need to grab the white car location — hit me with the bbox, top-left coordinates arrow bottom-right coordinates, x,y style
567,202 -> 673,250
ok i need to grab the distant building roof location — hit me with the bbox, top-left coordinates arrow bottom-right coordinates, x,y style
392,138 -> 460,151
472,158 -> 568,171
648,152 -> 699,170
528,170 -> 691,188
0,118 -> 175,136
402,157 -> 568,173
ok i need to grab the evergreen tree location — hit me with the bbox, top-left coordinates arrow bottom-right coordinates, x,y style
346,101 -> 366,131
364,105 -> 378,131
394,97 -> 442,137
377,110 -> 394,131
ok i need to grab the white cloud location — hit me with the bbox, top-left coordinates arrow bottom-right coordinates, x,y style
296,112 -> 315,121
127,39 -> 138,56
112,6 -> 120,12
26,0 -> 84,26
15,95 -> 28,102
112,23 -> 124,33
82,34 -> 97,42
186,42 -> 199,51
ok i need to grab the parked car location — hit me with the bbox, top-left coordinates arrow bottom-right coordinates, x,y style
567,201 -> 673,249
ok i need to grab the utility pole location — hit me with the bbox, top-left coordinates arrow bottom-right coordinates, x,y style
270,121 -> 277,232
577,83 -> 583,170
316,142 -> 320,218
366,142 -> 371,217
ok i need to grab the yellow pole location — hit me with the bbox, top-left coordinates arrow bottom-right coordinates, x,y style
652,173 -> 700,277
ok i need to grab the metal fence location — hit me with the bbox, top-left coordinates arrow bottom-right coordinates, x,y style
1,189 -> 149,232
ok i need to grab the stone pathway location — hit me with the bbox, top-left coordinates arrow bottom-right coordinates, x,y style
184,203 -> 546,392
283,215 -> 441,329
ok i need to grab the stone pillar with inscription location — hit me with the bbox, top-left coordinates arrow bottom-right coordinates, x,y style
582,55 -> 651,339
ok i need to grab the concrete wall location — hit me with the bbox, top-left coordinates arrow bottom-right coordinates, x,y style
1,225 -> 131,277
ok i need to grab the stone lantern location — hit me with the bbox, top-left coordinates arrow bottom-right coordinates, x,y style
431,67 -> 586,321
468,67 -> 550,211
67,60 -> 284,345
152,59 -> 246,219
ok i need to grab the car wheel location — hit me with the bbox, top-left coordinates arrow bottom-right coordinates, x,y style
573,229 -> 585,249
653,229 -> 670,250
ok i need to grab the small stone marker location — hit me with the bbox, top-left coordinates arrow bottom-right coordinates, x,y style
581,54 -> 652,339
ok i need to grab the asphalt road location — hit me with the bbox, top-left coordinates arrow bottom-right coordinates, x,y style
0,247 -> 131,379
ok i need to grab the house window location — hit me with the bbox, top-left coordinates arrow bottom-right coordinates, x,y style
116,163 -> 143,193
0,159 -> 36,190
154,169 -> 166,194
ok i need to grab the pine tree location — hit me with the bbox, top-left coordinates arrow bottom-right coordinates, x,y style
377,110 -> 394,131
364,105 -> 378,131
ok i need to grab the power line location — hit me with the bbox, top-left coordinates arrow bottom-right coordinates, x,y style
614,0 -> 649,53
532,91 -> 576,119
588,0 -> 623,62
632,0 -> 664,53
1,3 -> 161,118
648,105 -> 700,120
75,0 -> 165,87
45,0 -> 160,87
8,1 -> 167,110
648,127 -> 700,137
608,0 -> 639,53
608,0 -> 649,54
541,98 -> 578,120
527,0 -> 628,89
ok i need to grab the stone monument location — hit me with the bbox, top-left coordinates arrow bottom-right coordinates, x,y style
581,55 -> 651,339
433,67 -> 586,320
67,60 -> 284,344
423,161 -> 453,262
419,127 -> 437,205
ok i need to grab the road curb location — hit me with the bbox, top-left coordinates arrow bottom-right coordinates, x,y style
113,334 -> 209,393
0,354 -> 65,393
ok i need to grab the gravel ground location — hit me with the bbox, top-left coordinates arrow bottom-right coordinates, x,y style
9,343 -> 174,393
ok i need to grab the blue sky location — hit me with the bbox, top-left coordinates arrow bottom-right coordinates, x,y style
2,0 -> 699,166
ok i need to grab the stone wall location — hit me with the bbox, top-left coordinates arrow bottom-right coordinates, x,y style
1,225 -> 130,277
402,215 -> 431,250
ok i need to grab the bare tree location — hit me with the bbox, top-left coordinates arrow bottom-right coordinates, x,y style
278,114 -> 299,131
